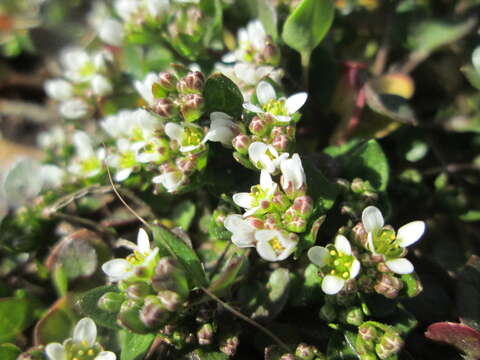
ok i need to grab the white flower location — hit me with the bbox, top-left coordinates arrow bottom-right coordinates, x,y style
98,18 -> 124,46
203,112 -> 238,146
108,138 -> 140,182
92,75 -> 113,96
243,81 -> 307,123
114,0 -> 142,21
254,229 -> 297,261
232,170 -> 277,217
41,165 -> 65,189
280,153 -> 306,194
248,142 -> 288,174
134,72 -> 159,106
45,79 -> 73,101
59,98 -> 89,119
308,235 -> 361,295
224,214 -> 257,248
146,0 -> 169,17
45,318 -> 116,360
152,170 -> 186,193
165,122 -> 205,153
68,131 -> 105,178
37,126 -> 66,149
102,228 -> 159,282
361,206 -> 425,274
101,110 -> 135,138
223,20 -> 267,63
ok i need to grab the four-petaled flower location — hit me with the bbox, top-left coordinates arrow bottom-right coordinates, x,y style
248,142 -> 288,174
45,318 -> 116,360
102,228 -> 159,282
232,170 -> 277,217
243,81 -> 307,123
254,229 -> 298,262
308,235 -> 361,295
362,206 -> 425,275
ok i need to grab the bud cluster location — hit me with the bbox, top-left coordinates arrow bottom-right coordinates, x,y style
337,178 -> 379,218
99,229 -> 191,333
225,154 -> 315,262
264,343 -> 326,360
232,81 -> 307,173
356,322 -> 404,360
44,47 -> 116,120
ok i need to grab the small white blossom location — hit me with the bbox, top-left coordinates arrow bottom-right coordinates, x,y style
45,79 -> 73,101
98,18 -> 124,46
248,141 -> 288,174
134,72 -> 159,106
243,81 -> 307,123
152,170 -> 185,193
361,206 -> 425,274
59,98 -> 89,119
232,170 -> 277,217
280,153 -> 306,194
222,20 -> 267,63
255,229 -> 297,261
92,74 -> 113,96
45,318 -> 116,360
68,131 -> 105,178
224,214 -> 257,248
308,235 -> 361,295
102,228 -> 159,282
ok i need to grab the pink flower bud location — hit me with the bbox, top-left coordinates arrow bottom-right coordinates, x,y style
249,116 -> 268,136
155,98 -> 175,118
232,134 -> 251,154
272,135 -> 289,152
158,72 -> 177,92
292,195 -> 313,217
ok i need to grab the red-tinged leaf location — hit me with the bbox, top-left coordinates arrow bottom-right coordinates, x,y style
425,322 -> 480,360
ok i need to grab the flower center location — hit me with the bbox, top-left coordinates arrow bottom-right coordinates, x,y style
182,126 -> 203,147
323,246 -> 355,279
65,341 -> 102,360
268,236 -> 285,255
263,99 -> 287,116
80,157 -> 101,175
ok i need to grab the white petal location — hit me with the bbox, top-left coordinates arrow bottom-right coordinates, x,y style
275,115 -> 292,123
248,142 -> 267,166
396,221 -> 425,248
285,92 -> 308,114
210,111 -> 233,124
254,229 -> 276,242
232,233 -> 256,248
98,19 -> 124,46
260,170 -> 274,190
321,275 -> 345,295
362,206 -> 384,233
307,246 -> 330,267
165,122 -> 184,142
256,81 -> 276,105
45,79 -> 73,101
386,258 -> 414,274
95,351 -> 117,360
334,235 -> 352,255
158,171 -> 184,192
73,131 -> 94,159
204,126 -> 234,145
91,75 -> 113,96
243,103 -> 263,113
350,258 -> 361,279
232,193 -> 254,209
256,239 -> 278,261
73,317 -> 97,346
101,259 -> 132,281
114,168 -> 133,182
367,232 -> 376,253
180,144 -> 201,153
45,343 -> 67,360
60,99 -> 89,119
137,228 -> 150,255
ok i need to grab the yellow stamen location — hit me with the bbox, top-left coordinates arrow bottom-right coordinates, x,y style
87,349 -> 95,356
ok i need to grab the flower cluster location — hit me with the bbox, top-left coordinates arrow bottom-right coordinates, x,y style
232,81 -> 307,173
217,20 -> 283,99
43,318 -> 116,360
225,154 -> 313,261
308,206 -> 425,296
45,47 -> 116,119
100,229 -> 190,333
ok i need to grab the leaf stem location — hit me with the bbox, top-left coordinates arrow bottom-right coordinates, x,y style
301,51 -> 311,90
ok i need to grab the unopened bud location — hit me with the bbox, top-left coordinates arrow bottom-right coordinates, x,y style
272,135 -> 289,152
98,291 -> 124,313
158,72 -> 177,92
264,213 -> 282,230
249,116 -> 268,136
232,134 -> 251,154
292,196 -> 313,217
319,303 -> 336,322
262,40 -> 280,66
152,257 -> 189,298
272,192 -> 291,212
295,343 -> 317,360
157,290 -> 182,312
374,274 -> 403,299
176,155 -> 197,173
342,307 -> 364,326
246,216 -> 264,229
219,334 -> 240,356
126,282 -> 152,300
197,323 -> 214,345
140,296 -> 170,329
359,323 -> 378,342
155,98 -> 176,118
285,216 -> 307,233
375,332 -> 403,359
118,299 -> 150,333
351,222 -> 368,248
177,71 -> 204,94
180,94 -> 204,122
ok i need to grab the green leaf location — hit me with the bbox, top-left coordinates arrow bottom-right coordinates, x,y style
34,296 -> 77,345
3,158 -> 43,207
281,0 -> 334,55
303,159 -> 339,213
120,331 -> 155,360
152,226 -> 208,287
204,73 -> 244,118
258,0 -> 278,40
333,139 -> 389,192
200,0 -> 223,46
408,18 -> 476,53
0,343 -> 21,360
52,265 -> 68,297
458,255 -> 480,331
0,296 -> 36,342
172,200 -> 196,231
327,331 -> 359,360
78,285 -> 121,330
426,322 -> 480,360
208,254 -> 247,296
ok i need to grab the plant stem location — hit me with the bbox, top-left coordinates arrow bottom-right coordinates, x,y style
301,51 -> 311,90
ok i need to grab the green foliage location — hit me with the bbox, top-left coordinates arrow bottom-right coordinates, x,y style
78,285 -> 122,330
0,294 -> 40,342
204,73 -> 244,118
0,343 -> 21,360
120,331 -> 156,360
